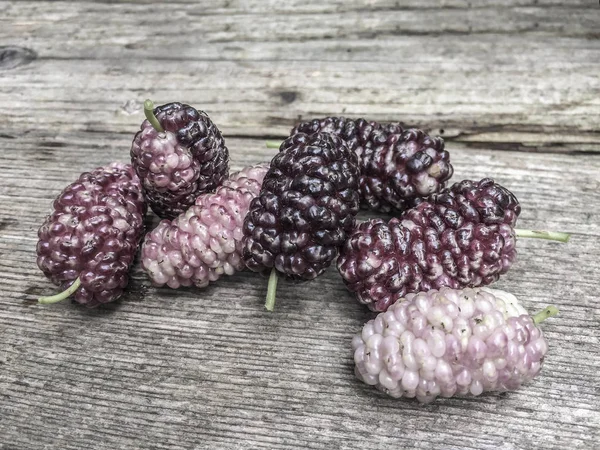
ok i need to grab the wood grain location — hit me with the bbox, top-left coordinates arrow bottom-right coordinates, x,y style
0,1 -> 599,151
1,1 -> 599,449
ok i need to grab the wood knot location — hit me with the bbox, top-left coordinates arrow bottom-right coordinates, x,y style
278,91 -> 298,104
0,218 -> 17,231
0,46 -> 37,71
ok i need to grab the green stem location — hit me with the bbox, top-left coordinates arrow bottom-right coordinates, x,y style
515,229 -> 570,243
265,269 -> 279,311
265,140 -> 282,149
38,278 -> 81,305
532,305 -> 559,324
144,99 -> 164,133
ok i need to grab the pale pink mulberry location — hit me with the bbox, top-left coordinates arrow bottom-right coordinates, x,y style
141,163 -> 269,288
353,287 -> 558,403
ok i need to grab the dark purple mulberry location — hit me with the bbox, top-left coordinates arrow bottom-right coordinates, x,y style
130,100 -> 229,219
36,163 -> 146,307
291,117 -> 452,212
337,178 -> 521,312
353,287 -> 558,403
292,117 -> 366,154
243,132 -> 360,309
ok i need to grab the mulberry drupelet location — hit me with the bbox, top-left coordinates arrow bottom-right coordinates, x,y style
243,132 -> 360,310
337,178 -> 570,312
141,163 -> 269,289
289,117 -> 453,212
36,163 -> 146,307
130,100 -> 229,219
353,287 -> 558,403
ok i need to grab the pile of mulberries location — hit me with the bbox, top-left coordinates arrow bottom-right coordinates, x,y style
36,163 -> 146,307
130,101 -> 229,219
141,163 -> 269,288
337,178 -> 521,312
353,287 -> 556,403
34,102 -> 568,405
292,117 -> 453,212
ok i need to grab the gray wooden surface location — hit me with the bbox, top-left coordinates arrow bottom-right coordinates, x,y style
1,1 -> 599,449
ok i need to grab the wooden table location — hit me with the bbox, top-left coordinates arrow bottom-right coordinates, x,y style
1,1 -> 599,448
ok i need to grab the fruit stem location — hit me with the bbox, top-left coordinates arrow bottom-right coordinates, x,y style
532,305 -> 559,324
265,140 -> 282,149
38,277 -> 81,305
265,269 -> 279,311
144,99 -> 164,133
515,229 -> 570,243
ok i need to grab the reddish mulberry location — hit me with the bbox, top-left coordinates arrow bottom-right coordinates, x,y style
36,163 -> 146,307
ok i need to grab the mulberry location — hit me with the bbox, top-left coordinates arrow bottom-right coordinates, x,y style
36,163 -> 146,307
290,117 -> 453,212
353,287 -> 558,403
130,100 -> 229,219
243,132 -> 360,310
338,178 -> 570,312
141,163 -> 269,288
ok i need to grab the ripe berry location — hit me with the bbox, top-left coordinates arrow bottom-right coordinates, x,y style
338,178 -> 569,312
291,117 -> 453,212
130,100 -> 229,219
243,132 -> 360,310
37,163 -> 146,307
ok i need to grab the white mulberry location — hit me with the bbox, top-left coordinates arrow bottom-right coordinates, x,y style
353,287 -> 557,403
141,163 -> 268,288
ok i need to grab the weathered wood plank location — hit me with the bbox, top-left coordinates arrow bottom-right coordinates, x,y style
1,0 -> 600,449
0,1 -> 599,151
1,56 -> 598,151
